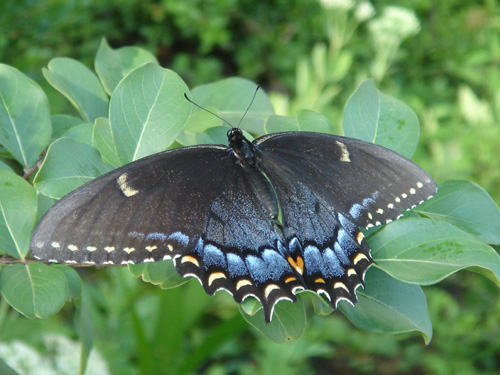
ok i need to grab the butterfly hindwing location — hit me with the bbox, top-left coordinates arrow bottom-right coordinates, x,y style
254,132 -> 436,307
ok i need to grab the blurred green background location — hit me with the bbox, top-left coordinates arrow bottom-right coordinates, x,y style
1,0 -> 500,374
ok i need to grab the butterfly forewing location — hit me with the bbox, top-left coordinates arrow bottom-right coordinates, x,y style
31,143 -> 301,321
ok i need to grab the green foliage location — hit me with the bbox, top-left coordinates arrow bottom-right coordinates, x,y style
1,1 -> 500,373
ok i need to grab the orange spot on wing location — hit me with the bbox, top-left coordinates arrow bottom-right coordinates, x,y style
287,256 -> 304,275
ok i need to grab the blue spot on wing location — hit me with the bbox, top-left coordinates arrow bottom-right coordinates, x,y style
245,250 -> 290,284
227,253 -> 247,277
203,244 -> 227,268
168,231 -> 189,246
334,242 -> 351,265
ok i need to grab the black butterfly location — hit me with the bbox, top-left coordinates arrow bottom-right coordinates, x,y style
31,128 -> 436,322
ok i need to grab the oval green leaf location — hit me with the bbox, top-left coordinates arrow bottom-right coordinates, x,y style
92,117 -> 121,168
343,79 -> 419,158
53,264 -> 83,300
51,115 -> 85,139
43,58 -> 109,123
240,298 -> 306,343
419,180 -> 500,245
109,62 -> 191,163
265,115 -> 299,133
0,64 -> 51,168
264,110 -> 332,134
95,38 -> 159,96
60,123 -> 93,146
128,260 -> 187,289
33,138 -> 111,199
0,263 -> 68,319
191,77 -> 274,134
370,218 -> 500,286
340,268 -> 432,344
0,170 -> 37,259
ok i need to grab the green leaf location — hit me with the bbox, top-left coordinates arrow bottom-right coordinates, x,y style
51,115 -> 85,139
298,290 -> 333,316
33,138 -> 111,199
264,110 -> 332,134
370,218 -> 500,286
343,79 -> 419,158
128,260 -> 187,289
109,62 -> 191,163
419,180 -> 500,245
0,263 -> 68,319
177,108 -> 223,146
53,264 -> 82,300
60,123 -> 93,146
0,160 -> 14,173
95,38 -> 159,96
191,77 -> 274,134
296,110 -> 333,132
240,298 -> 306,343
0,64 -> 51,168
0,170 -> 37,259
92,117 -> 121,168
43,58 -> 109,123
340,268 -> 432,344
265,115 -> 298,133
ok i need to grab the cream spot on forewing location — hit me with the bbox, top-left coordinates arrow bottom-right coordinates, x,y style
402,193 -> 408,199
417,182 -> 424,188
387,203 -> 394,209
123,247 -> 135,254
104,246 -> 115,253
410,188 -> 416,194
117,173 -> 139,197
335,141 -> 351,162
86,246 -> 97,252
67,245 -> 78,251
395,197 -> 401,203
376,208 -> 384,214
51,241 -> 60,249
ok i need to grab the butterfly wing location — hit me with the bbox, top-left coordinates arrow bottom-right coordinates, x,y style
30,144 -> 299,321
254,132 -> 437,306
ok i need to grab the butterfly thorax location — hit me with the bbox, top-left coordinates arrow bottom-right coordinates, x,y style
227,128 -> 256,167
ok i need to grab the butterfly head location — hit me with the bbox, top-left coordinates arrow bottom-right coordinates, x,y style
227,128 -> 244,145
227,128 -> 256,166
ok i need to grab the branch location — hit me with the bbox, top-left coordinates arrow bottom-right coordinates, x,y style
0,255 -> 119,267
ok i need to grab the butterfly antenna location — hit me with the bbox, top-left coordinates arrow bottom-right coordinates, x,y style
237,86 -> 260,128
183,93 -> 234,128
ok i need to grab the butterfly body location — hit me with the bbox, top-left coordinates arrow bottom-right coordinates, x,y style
31,129 -> 436,322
